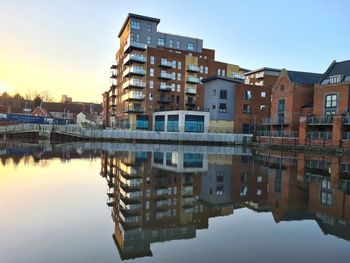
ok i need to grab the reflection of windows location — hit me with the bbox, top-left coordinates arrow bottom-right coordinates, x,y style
216,174 -> 224,182
320,180 -> 333,206
240,186 -> 248,196
243,104 -> 251,114
131,20 -> 141,30
240,173 -> 248,183
187,42 -> 194,50
330,75 -> 341,84
274,170 -> 282,193
158,38 -> 165,46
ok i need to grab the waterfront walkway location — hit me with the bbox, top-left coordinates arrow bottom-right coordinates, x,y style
0,124 -> 252,145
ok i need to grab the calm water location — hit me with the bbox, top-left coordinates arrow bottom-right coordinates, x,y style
1,142 -> 350,263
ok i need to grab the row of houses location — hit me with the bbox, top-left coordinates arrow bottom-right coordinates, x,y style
103,13 -> 349,138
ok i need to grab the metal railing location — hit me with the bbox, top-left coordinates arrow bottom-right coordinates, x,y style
307,131 -> 332,140
262,118 -> 289,126
186,76 -> 200,83
187,65 -> 200,72
255,130 -> 298,138
160,72 -> 173,79
307,117 -> 332,125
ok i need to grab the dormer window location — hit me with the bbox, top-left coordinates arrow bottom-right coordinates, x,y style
330,75 -> 342,84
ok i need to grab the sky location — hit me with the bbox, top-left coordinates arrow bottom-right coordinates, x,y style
0,0 -> 349,102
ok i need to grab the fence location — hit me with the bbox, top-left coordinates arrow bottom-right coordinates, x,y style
307,131 -> 332,140
255,130 -> 298,138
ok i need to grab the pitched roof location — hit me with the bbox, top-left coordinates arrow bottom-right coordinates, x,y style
31,106 -> 52,117
286,70 -> 322,85
318,60 -> 350,84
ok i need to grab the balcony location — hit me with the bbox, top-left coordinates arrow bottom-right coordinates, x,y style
185,99 -> 196,106
160,71 -> 173,80
187,65 -> 200,73
110,60 -> 118,69
122,78 -> 146,89
157,96 -> 171,104
123,66 -> 146,77
307,131 -> 332,140
122,91 -> 145,101
186,87 -> 197,95
186,76 -> 200,84
307,117 -> 332,125
124,103 -> 145,113
255,71 -> 264,79
110,72 -> 117,79
262,118 -> 289,126
124,40 -> 147,53
123,53 -> 147,65
159,83 -> 172,92
160,59 -> 173,67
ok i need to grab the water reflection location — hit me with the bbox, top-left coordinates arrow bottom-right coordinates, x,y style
100,148 -> 350,260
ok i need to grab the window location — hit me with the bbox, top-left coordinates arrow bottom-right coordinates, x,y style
320,180 -> 333,206
212,89 -> 216,96
177,73 -> 181,81
176,95 -> 180,103
176,84 -> 181,92
243,104 -> 251,113
150,68 -> 154,77
324,94 -> 337,117
158,38 -> 165,46
130,33 -> 134,41
260,105 -> 266,111
150,56 -> 154,65
131,20 -> 141,30
280,84 -> 285,91
261,91 -> 266,97
217,69 -> 221,75
204,66 -> 208,74
330,75 -> 341,84
171,84 -> 175,91
172,72 -> 176,80
169,39 -> 173,47
135,34 -> 140,42
149,80 -> 154,89
149,92 -> 153,100
277,99 -> 285,122
147,23 -> 152,32
212,104 -> 216,110
172,60 -> 176,69
187,42 -> 194,50
147,36 -> 152,44
178,61 -> 182,69
175,40 -> 181,49
219,103 -> 227,113
222,69 -> 226,76
220,90 -> 227,99
200,66 -> 203,73
243,90 -> 252,100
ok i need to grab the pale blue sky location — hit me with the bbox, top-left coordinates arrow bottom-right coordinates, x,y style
0,0 -> 349,101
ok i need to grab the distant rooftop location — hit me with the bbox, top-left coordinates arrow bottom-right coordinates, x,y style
118,13 -> 160,37
319,60 -> 350,85
201,75 -> 244,84
244,67 -> 281,76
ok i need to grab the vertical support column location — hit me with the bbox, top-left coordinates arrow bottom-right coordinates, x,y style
299,116 -> 307,146
179,112 -> 185,133
332,114 -> 342,148
330,156 -> 340,188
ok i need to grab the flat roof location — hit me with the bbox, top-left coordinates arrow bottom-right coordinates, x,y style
201,75 -> 244,84
118,13 -> 160,37
243,67 -> 281,76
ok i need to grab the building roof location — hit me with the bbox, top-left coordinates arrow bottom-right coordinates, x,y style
286,70 -> 322,85
318,59 -> 350,84
201,75 -> 245,84
243,67 -> 281,76
31,106 -> 53,118
118,13 -> 160,37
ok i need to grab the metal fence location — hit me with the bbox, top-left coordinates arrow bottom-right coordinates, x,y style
307,131 -> 332,140
255,130 -> 298,138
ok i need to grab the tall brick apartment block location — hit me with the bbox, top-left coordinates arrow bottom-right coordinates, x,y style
264,69 -> 321,135
103,13 -> 243,129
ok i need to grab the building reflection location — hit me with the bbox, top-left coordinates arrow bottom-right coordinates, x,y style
100,149 -> 350,260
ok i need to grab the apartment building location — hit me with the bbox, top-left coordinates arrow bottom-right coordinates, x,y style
104,13 -> 242,129
202,75 -> 271,133
264,69 -> 321,134
244,67 -> 281,88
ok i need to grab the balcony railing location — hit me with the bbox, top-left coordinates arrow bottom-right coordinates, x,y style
124,104 -> 145,113
307,131 -> 332,140
255,71 -> 264,79
122,79 -> 146,89
157,96 -> 171,104
123,66 -> 146,77
160,71 -> 173,79
256,130 -> 298,138
123,53 -> 147,65
186,76 -> 200,84
262,118 -> 289,126
124,40 -> 147,53
159,83 -> 172,91
185,99 -> 196,106
122,92 -> 145,101
187,65 -> 200,72
160,59 -> 173,67
110,60 -> 118,69
186,87 -> 197,95
307,117 -> 332,125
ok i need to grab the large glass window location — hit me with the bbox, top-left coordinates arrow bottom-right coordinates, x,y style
185,115 -> 205,132
184,153 -> 203,168
175,40 -> 181,49
158,38 -> 165,46
320,180 -> 333,206
324,94 -> 337,117
155,115 -> 165,131
131,20 -> 141,30
168,39 -> 173,48
167,115 -> 179,132
136,115 -> 148,129
187,42 -> 194,50
243,90 -> 252,100
277,99 -> 285,123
